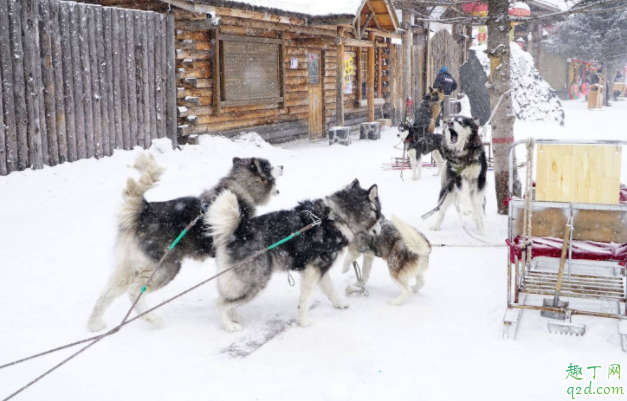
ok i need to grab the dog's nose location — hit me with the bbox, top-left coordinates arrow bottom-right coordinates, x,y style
447,121 -> 454,128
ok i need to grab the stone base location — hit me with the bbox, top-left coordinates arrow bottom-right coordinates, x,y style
360,122 -> 381,140
328,126 -> 351,146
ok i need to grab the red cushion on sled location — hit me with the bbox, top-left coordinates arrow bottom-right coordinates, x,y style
506,236 -> 627,264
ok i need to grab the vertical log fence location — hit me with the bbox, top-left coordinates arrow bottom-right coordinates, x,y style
0,0 -> 176,176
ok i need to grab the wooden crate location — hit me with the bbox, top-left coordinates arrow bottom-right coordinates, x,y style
535,144 -> 622,204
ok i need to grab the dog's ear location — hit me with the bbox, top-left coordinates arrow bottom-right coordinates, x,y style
368,184 -> 378,201
437,86 -> 443,93
428,86 -> 433,92
348,178 -> 360,189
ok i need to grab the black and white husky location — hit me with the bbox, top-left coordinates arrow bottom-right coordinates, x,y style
397,126 -> 444,180
208,179 -> 382,332
430,116 -> 487,234
342,215 -> 431,305
87,153 -> 283,332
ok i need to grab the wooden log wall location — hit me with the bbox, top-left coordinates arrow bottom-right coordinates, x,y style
174,10 -> 394,143
0,0 -> 176,176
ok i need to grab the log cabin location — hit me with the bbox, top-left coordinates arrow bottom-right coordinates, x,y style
91,0 -> 403,144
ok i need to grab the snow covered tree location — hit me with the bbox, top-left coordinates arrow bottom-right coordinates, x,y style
546,3 -> 627,104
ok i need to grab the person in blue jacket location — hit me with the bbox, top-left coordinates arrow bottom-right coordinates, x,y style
433,66 -> 458,126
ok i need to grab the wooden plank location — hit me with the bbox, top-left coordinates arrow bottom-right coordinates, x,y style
109,8 -> 122,150
95,6 -> 110,157
377,47 -> 383,98
219,34 -> 283,45
117,10 -> 130,149
146,14 -> 157,143
0,42 -> 5,175
165,11 -> 177,147
536,144 -> 622,204
212,29 -> 220,115
22,0 -> 44,170
154,14 -> 165,138
140,13 -> 151,148
159,15 -> 167,139
77,4 -> 94,159
124,10 -> 138,147
59,2 -> 76,161
0,0 -> 18,172
279,36 -> 285,110
336,27 -> 344,126
69,3 -> 86,159
102,8 -> 114,154
38,0 -> 59,166
8,0 -> 29,170
133,12 -> 145,148
32,0 -> 50,167
88,6 -> 102,158
367,32 -> 375,122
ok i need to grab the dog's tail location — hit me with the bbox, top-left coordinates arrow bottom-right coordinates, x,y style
391,214 -> 431,258
207,189 -> 241,248
118,152 -> 164,232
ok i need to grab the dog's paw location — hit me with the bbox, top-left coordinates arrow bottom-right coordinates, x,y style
333,299 -> 350,309
87,320 -> 106,332
387,298 -> 406,306
228,309 -> 242,323
143,314 -> 163,328
345,285 -> 360,295
223,322 -> 243,333
297,317 -> 315,328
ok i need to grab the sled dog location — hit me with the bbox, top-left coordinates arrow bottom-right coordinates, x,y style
342,215 -> 431,305
87,154 -> 283,332
398,87 -> 445,180
430,115 -> 487,234
208,179 -> 382,332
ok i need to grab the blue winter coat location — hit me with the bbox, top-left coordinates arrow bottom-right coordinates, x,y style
433,72 -> 458,95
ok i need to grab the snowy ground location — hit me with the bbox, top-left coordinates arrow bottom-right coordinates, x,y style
2,99 -> 627,400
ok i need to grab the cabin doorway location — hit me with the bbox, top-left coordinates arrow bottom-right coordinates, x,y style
307,51 -> 324,139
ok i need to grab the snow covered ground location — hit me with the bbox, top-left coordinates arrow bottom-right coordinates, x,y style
2,99 -> 627,400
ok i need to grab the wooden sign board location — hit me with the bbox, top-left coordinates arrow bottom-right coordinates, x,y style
535,144 -> 622,204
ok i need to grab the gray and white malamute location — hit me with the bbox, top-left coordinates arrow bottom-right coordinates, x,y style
208,179 -> 381,332
342,215 -> 431,305
430,115 -> 487,234
87,154 -> 283,332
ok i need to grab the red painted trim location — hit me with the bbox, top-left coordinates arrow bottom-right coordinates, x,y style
491,137 -> 514,144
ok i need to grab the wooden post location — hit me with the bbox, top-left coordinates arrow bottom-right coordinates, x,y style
96,6 -> 111,156
134,12 -> 145,149
423,22 -> 430,98
355,49 -> 362,107
388,41 -> 397,124
402,11 -> 413,109
111,8 -> 123,150
212,28 -> 221,116
50,0 -> 66,163
0,0 -> 18,172
23,0 -> 44,170
367,31 -> 375,122
165,11 -> 177,147
125,10 -> 138,147
118,10 -> 131,149
8,0 -> 30,170
377,46 -> 383,99
0,49 -> 5,175
78,4 -> 95,159
336,26 -> 344,126
158,15 -> 167,139
140,13 -> 151,149
88,6 -> 103,159
39,0 -> 59,166
147,14 -> 157,143
60,2 -> 77,162
70,3 -> 86,159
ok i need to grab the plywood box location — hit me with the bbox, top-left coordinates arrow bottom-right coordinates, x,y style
535,144 -> 622,204
588,84 -> 604,110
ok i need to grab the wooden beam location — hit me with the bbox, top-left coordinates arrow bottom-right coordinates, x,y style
402,11 -> 413,104
367,31 -> 375,122
365,28 -> 402,40
220,34 -> 283,45
360,12 -> 374,39
336,26 -> 344,126
354,14 -> 361,42
212,29 -> 221,115
365,2 -> 382,30
377,46 -> 383,98
344,38 -> 374,48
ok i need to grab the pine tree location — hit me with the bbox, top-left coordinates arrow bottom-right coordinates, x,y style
546,5 -> 627,103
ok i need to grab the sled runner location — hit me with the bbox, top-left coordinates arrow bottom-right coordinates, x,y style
503,139 -> 627,351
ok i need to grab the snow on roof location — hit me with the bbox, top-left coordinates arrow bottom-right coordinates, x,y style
199,0 -> 366,17
531,0 -> 571,12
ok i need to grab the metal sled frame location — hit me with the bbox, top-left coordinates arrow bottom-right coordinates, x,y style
503,139 -> 627,349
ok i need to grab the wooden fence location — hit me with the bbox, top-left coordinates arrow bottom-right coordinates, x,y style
0,0 -> 176,176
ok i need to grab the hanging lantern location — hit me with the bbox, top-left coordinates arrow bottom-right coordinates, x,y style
462,1 -> 488,17
509,2 -> 531,17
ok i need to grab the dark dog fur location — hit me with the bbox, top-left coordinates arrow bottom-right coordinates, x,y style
87,154 -> 283,332
208,179 -> 382,331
